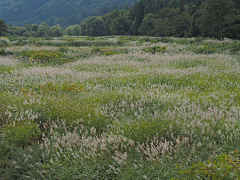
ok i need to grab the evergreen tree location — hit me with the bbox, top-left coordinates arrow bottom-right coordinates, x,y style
138,13 -> 155,35
196,0 -> 236,39
131,1 -> 145,35
0,19 -> 7,36
173,12 -> 190,36
179,0 -> 185,14
110,11 -> 131,35
196,0 -> 202,7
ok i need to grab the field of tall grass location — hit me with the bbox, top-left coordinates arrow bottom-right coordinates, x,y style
1,36 -> 240,179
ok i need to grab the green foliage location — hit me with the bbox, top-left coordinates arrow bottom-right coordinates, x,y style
1,120 -> 41,146
82,17 -> 107,37
64,25 -> 81,36
21,82 -> 83,95
194,44 -> 218,54
143,46 -> 167,54
0,19 -> 7,36
18,50 -> 65,63
188,41 -> 240,54
58,46 -> 69,53
49,24 -> 63,37
229,41 -> 240,54
196,0 -> 236,39
91,47 -> 102,54
0,49 -> 14,56
0,38 -> 10,47
178,151 -> 240,179
109,10 -> 132,35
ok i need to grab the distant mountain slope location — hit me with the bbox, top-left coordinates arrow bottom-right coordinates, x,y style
0,0 -> 139,26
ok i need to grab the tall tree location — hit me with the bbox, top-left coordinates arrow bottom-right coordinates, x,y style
179,0 -> 185,14
131,1 -> 145,35
81,17 -> 107,36
196,0 -> 236,39
0,19 -> 8,36
138,13 -> 155,35
196,0 -> 202,7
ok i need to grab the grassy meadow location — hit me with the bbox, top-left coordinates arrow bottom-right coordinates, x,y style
1,36 -> 240,179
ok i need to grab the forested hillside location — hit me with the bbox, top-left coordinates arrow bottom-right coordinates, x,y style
1,0 -> 240,39
80,0 -> 240,39
0,0 -> 139,26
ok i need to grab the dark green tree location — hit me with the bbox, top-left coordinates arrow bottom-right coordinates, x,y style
138,13 -> 155,35
189,10 -> 201,37
110,11 -> 131,35
36,22 -> 50,37
152,18 -> 174,37
196,0 -> 202,7
131,1 -> 145,35
31,24 -> 38,32
196,0 -> 236,39
81,17 -> 107,36
0,19 -> 8,36
173,12 -> 190,37
179,0 -> 185,14
50,24 -> 63,37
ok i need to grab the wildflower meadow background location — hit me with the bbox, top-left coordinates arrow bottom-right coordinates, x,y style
1,36 -> 240,179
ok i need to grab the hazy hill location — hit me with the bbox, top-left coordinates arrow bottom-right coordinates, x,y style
0,0 -> 139,26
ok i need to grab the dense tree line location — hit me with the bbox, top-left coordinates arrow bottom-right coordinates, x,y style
81,0 -> 240,39
5,22 -> 81,37
1,0 -> 240,39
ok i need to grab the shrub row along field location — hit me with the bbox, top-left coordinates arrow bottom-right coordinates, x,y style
1,36 -> 240,179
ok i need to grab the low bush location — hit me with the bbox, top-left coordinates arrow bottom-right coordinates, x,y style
17,50 -> 67,64
0,38 -> 10,47
143,46 -> 167,54
194,44 -> 217,54
178,151 -> 240,179
1,120 -> 41,146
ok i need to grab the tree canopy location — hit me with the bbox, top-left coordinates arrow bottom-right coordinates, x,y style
0,19 -> 7,36
2,0 -> 240,39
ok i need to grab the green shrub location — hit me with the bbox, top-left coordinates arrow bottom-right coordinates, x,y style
0,38 -> 10,47
229,41 -> 240,54
1,120 -> 41,146
194,44 -> 217,54
194,36 -> 204,44
143,46 -> 167,54
18,50 -> 66,63
178,151 -> 240,179
91,47 -> 102,54
102,51 -> 119,56
0,49 -> 6,56
58,46 -> 69,53
139,37 -> 150,42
